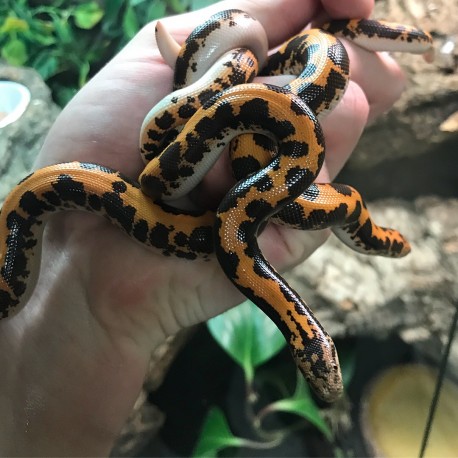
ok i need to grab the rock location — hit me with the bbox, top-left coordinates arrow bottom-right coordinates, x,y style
345,0 -> 458,169
111,330 -> 193,456
110,390 -> 165,457
0,64 -> 61,203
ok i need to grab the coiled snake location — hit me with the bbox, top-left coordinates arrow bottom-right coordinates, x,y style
0,9 -> 433,402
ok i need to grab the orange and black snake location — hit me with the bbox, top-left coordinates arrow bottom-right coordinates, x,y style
0,9 -> 433,402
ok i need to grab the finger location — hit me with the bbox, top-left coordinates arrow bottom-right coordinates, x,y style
258,76 -> 371,271
320,0 -> 374,20
194,84 -> 370,268
131,0 -> 375,55
191,150 -> 234,209
259,223 -> 330,271
317,81 -> 369,181
149,0 -> 375,272
342,43 -> 406,122
155,0 -> 321,49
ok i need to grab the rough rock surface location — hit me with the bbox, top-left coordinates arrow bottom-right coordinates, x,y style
111,331 -> 193,456
0,64 -> 61,203
347,0 -> 458,168
286,197 -> 458,376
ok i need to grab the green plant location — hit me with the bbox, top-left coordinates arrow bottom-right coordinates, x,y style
0,0 -> 218,105
193,300 -> 356,457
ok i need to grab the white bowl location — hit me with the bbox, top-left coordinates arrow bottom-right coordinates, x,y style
0,81 -> 31,128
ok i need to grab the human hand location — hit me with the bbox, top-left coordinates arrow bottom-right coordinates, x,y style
0,0 -> 407,454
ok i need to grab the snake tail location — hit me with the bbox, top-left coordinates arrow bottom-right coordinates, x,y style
275,183 -> 412,257
173,9 -> 268,89
229,137 -> 411,257
322,19 -> 433,55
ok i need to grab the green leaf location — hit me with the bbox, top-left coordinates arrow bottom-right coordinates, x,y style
52,16 -> 74,44
190,0 -> 217,10
32,50 -> 59,80
193,407 -> 245,457
338,345 -> 357,388
102,0 -> 124,34
104,0 -> 124,21
0,16 -> 29,34
73,2 -> 104,30
78,60 -> 90,86
55,85 -> 78,107
146,1 -> 167,21
26,17 -> 55,45
207,300 -> 286,382
122,5 -> 139,39
168,0 -> 189,14
26,30 -> 56,46
269,373 -> 333,440
1,38 -> 28,66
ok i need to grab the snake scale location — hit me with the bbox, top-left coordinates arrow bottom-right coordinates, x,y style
0,9 -> 433,401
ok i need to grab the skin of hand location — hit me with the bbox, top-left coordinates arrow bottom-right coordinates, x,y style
0,0 -> 407,455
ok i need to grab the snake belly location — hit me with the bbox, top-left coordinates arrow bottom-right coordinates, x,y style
0,9 -> 433,402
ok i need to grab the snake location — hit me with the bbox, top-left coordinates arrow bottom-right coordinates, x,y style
0,9 -> 433,402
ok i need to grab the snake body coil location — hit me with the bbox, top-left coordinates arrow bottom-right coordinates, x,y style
0,9 -> 433,401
